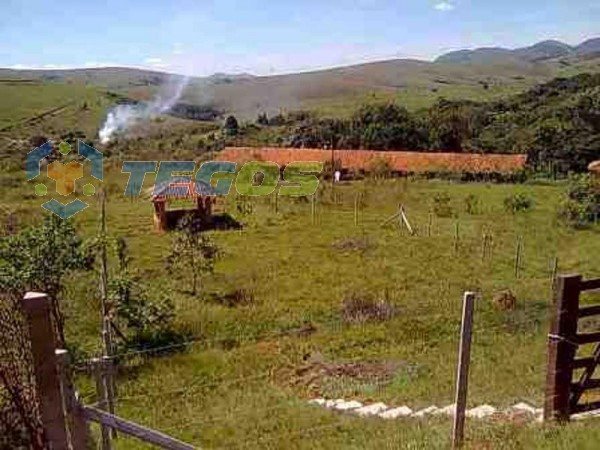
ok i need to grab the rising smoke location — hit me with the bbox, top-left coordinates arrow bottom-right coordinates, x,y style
99,75 -> 189,144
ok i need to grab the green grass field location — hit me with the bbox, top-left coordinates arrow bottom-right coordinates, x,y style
1,64 -> 600,448
3,166 -> 600,449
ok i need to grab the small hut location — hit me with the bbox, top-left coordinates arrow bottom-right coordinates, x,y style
148,177 -> 218,232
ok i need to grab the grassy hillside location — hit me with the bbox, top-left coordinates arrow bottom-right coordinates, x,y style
2,51 -> 600,122
2,167 -> 600,448
1,51 -> 600,449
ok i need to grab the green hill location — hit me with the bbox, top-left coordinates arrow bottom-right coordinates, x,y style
0,39 -> 599,123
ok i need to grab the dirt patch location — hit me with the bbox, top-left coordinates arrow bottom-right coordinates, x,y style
342,292 -> 397,324
276,352 -> 405,397
492,289 -> 517,311
331,237 -> 372,253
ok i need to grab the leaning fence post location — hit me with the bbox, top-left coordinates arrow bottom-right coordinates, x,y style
55,349 -> 90,449
544,274 -> 581,422
22,292 -> 70,450
452,291 -> 477,449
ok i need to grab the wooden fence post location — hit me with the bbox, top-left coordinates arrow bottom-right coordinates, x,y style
94,358 -> 113,450
427,213 -> 433,237
55,349 -> 90,449
550,257 -> 559,290
452,292 -> 477,448
544,274 -> 581,422
514,237 -> 523,279
454,222 -> 460,254
354,193 -> 360,226
22,292 -> 70,450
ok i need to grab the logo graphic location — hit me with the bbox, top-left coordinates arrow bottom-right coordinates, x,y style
122,161 -> 323,197
27,140 -> 103,219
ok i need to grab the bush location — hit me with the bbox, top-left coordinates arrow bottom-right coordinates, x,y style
503,193 -> 533,213
559,175 -> 600,228
368,157 -> 393,181
432,192 -> 454,218
464,194 -> 480,215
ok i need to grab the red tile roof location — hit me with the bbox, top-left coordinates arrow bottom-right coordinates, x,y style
217,147 -> 527,174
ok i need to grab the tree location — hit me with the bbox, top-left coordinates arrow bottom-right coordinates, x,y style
166,216 -> 218,296
428,99 -> 477,151
224,115 -> 239,136
560,175 -> 600,228
0,216 -> 93,346
256,113 -> 269,126
108,238 -> 182,351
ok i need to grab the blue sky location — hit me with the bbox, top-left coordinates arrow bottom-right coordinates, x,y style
0,0 -> 598,76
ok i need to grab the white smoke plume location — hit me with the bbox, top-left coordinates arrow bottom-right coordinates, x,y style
99,75 -> 189,144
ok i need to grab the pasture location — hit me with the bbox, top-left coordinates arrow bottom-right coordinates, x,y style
4,166 -> 600,448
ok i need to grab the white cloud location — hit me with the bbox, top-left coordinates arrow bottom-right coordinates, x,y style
41,64 -> 70,70
434,1 -> 455,11
144,57 -> 163,64
84,62 -> 117,68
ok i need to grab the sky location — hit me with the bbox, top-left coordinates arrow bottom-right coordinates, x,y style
0,0 -> 598,76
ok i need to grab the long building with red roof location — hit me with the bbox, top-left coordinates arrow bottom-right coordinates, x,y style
217,147 -> 528,174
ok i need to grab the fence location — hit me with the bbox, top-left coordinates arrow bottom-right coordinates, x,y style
12,279 -> 600,449
544,274 -> 600,421
19,292 -> 195,450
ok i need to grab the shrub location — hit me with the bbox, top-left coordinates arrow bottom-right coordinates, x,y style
0,216 -> 93,346
166,216 -> 219,295
368,157 -> 393,181
503,193 -> 533,213
224,115 -> 239,136
464,194 -> 480,215
432,192 -> 454,218
109,238 -> 186,352
559,175 -> 600,228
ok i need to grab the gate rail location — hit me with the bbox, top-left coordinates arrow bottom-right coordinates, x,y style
544,274 -> 600,421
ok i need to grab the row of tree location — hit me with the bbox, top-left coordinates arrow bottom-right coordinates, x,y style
237,73 -> 600,174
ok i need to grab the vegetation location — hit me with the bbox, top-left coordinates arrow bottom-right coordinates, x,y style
224,115 -> 239,136
109,238 -> 183,352
560,175 -> 600,227
229,73 -> 600,175
2,165 -> 600,448
503,193 -> 534,214
0,216 -> 93,345
1,62 -> 600,449
166,216 -> 219,296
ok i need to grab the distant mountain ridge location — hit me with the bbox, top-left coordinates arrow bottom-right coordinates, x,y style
436,37 -> 600,64
1,36 -> 599,120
